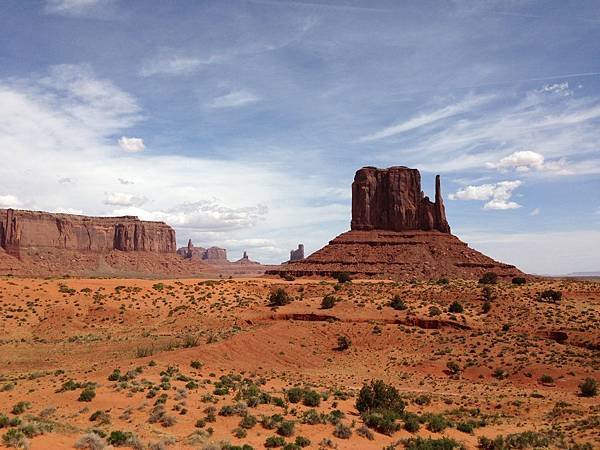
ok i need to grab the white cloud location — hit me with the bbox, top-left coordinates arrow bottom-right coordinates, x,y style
118,136 -> 145,153
0,195 -> 22,208
139,52 -> 223,77
449,180 -> 522,210
539,82 -> 572,96
358,94 -> 492,142
118,178 -> 134,185
45,0 -> 108,16
385,86 -> 600,175
207,90 -> 261,109
486,150 -> 545,172
530,208 -> 540,216
104,192 -> 148,207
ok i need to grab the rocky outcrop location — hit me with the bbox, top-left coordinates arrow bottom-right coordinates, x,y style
290,244 -> 305,261
269,165 -> 524,281
351,166 -> 450,233
176,240 -> 228,263
0,209 -> 176,258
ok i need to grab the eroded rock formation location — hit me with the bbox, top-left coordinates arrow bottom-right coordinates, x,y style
290,244 -> 305,261
176,240 -> 228,263
351,166 -> 450,233
1,208 -> 175,258
269,166 -> 524,280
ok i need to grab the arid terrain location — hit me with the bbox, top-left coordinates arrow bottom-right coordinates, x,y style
0,275 -> 598,449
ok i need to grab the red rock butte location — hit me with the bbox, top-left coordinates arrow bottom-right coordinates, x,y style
270,166 -> 524,280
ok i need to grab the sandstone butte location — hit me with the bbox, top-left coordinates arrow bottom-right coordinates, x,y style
269,165 -> 525,280
0,209 -> 210,277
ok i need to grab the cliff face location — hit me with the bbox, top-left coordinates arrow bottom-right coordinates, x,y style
351,166 -> 450,233
290,244 -> 305,261
176,240 -> 228,263
0,209 -> 176,258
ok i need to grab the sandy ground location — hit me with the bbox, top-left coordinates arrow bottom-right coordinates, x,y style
0,276 -> 598,449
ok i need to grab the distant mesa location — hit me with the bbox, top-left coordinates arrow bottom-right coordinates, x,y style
269,166 -> 524,281
235,250 -> 260,265
289,244 -> 305,262
177,239 -> 228,264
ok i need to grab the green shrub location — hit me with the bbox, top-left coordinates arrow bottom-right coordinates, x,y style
538,289 -> 562,303
78,387 -> 96,402
448,301 -> 463,313
264,435 -> 286,447
277,420 -> 295,437
269,288 -> 291,306
191,360 -> 204,369
333,423 -> 352,439
333,272 -> 351,283
404,437 -> 461,450
302,390 -> 321,407
579,378 -> 597,397
295,436 -> 311,447
482,286 -> 494,302
482,301 -> 491,313
356,380 -> 405,415
286,387 -> 303,403
11,402 -> 31,415
539,374 -> 554,384
446,361 -> 461,375
426,414 -> 447,432
479,272 -> 498,285
2,428 -> 27,448
457,421 -> 475,433
428,306 -> 442,317
403,414 -> 420,432
336,335 -> 351,351
362,410 -> 400,435
321,294 -> 337,309
511,277 -> 526,285
478,431 -> 549,450
107,430 -> 134,446
389,295 -> 407,310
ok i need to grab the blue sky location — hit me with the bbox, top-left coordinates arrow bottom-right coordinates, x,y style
0,0 -> 599,274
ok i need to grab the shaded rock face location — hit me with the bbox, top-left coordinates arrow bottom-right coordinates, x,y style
0,209 -> 176,258
290,244 -> 305,261
176,240 -> 228,263
351,166 -> 450,233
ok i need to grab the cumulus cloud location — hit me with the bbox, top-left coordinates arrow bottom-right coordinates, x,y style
118,136 -> 145,153
207,90 -> 260,109
0,195 -> 23,208
486,150 -> 545,172
449,180 -> 522,210
118,178 -> 134,185
104,192 -> 148,207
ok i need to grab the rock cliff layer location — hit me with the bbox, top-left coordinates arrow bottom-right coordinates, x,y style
0,209 -> 176,258
351,166 -> 450,233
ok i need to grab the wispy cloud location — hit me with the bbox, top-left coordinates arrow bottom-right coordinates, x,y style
358,95 -> 493,142
45,0 -> 114,17
207,90 -> 261,109
104,192 -> 147,207
139,52 -> 224,77
449,180 -> 522,210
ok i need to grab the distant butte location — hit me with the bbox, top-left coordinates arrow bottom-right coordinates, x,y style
269,166 -> 524,281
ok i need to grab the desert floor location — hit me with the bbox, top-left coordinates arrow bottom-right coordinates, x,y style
0,276 -> 598,449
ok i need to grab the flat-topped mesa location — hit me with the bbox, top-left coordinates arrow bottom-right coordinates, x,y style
351,166 -> 451,233
0,208 -> 176,258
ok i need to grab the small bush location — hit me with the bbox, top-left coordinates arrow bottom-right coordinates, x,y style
333,272 -> 351,283
356,380 -> 405,415
362,410 -> 400,435
538,289 -> 562,303
264,435 -> 286,447
74,432 -> 107,450
511,277 -> 526,285
107,430 -> 134,446
389,295 -> 407,310
404,437 -> 461,450
302,390 -> 321,407
277,420 -> 295,437
320,295 -> 337,309
286,387 -> 303,404
479,272 -> 498,285
78,387 -> 96,402
428,306 -> 442,317
539,374 -> 554,384
294,436 -> 311,447
448,301 -> 463,313
579,378 -> 598,397
269,288 -> 291,307
482,301 -> 491,314
11,402 -> 31,415
482,286 -> 494,302
426,414 -> 447,433
2,429 -> 28,449
333,423 -> 352,439
446,361 -> 461,375
404,414 -> 420,433
336,335 -> 351,351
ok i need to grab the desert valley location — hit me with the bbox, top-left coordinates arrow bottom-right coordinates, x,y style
0,167 -> 598,450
